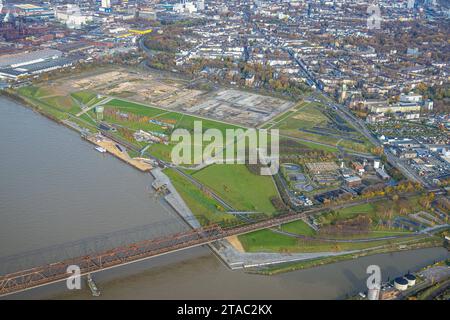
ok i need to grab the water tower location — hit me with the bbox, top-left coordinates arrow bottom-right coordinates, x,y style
95,105 -> 104,121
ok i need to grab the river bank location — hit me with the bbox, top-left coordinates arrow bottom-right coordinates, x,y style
0,96 -> 184,258
1,96 -> 449,299
1,90 -> 155,173
2,89 -> 448,276
247,236 -> 445,275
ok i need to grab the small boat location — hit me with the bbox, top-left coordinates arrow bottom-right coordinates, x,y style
95,146 -> 107,153
87,274 -> 101,297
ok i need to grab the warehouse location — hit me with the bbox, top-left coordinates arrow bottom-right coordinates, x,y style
0,57 -> 73,80
0,49 -> 62,68
13,4 -> 54,19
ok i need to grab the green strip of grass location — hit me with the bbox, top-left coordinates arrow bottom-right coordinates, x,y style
238,228 -> 425,254
106,99 -> 168,117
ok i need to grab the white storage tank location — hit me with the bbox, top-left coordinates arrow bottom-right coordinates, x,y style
394,277 -> 409,291
404,274 -> 416,286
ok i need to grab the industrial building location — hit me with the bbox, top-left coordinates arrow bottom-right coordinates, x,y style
13,3 -> 54,19
345,176 -> 362,187
0,49 -> 72,80
0,49 -> 62,68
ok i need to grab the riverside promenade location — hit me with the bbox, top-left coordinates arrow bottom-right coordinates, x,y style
151,168 -> 201,229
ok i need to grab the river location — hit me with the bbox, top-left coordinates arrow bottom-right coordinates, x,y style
0,96 -> 448,300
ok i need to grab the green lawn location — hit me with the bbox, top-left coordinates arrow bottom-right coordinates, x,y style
273,102 -> 372,153
71,90 -> 97,105
278,218 -> 411,240
238,229 -> 423,253
275,103 -> 328,130
239,229 -> 299,252
16,86 -> 82,118
280,220 -> 316,236
41,96 -> 81,114
192,164 -> 279,215
105,98 -> 243,133
319,203 -> 377,224
106,99 -> 169,118
164,168 -> 237,226
97,98 -> 245,163
318,196 -> 427,227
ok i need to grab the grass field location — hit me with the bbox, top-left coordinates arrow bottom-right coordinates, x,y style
280,220 -> 316,236
164,168 -> 237,226
253,236 -> 442,275
16,85 -> 343,162
192,164 -> 279,215
318,196 -> 425,227
272,102 -> 372,153
41,95 -> 80,114
238,229 -> 423,253
277,218 -> 412,239
71,90 -> 98,105
16,86 -> 81,120
105,99 -> 169,118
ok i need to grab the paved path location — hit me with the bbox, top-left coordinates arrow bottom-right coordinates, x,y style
151,168 -> 201,229
75,97 -> 111,117
211,239 -> 361,270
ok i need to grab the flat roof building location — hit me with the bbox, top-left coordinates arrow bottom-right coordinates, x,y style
0,58 -> 73,80
345,176 -> 362,187
0,49 -> 62,69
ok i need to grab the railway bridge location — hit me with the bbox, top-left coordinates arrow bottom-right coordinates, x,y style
0,191 -> 436,297
0,210 -> 311,297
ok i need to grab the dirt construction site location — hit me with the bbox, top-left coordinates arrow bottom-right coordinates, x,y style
46,67 -> 296,127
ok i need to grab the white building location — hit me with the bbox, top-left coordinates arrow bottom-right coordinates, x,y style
370,103 -> 421,114
196,0 -> 205,11
400,92 -> 423,103
101,0 -> 111,9
55,5 -> 93,29
174,2 -> 197,14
